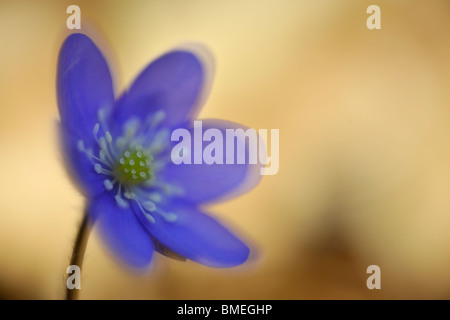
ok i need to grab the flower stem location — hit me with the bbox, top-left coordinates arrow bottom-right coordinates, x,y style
66,208 -> 91,300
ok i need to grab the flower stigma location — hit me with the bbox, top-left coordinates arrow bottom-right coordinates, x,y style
114,148 -> 154,185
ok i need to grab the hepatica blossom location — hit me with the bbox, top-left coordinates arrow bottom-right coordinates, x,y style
57,33 -> 262,269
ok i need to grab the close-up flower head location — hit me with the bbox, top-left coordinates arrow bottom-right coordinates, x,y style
57,33 -> 262,270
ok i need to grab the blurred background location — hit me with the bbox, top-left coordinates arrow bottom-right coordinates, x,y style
1,0 -> 450,299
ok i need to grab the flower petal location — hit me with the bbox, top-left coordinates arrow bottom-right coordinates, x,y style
57,33 -> 115,146
112,50 -> 205,130
89,193 -> 154,270
160,119 -> 264,203
59,125 -> 105,198
136,200 -> 249,268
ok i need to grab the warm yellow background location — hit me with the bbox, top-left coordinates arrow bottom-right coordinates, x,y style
1,0 -> 450,299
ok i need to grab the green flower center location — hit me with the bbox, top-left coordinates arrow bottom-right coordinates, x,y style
114,148 -> 153,185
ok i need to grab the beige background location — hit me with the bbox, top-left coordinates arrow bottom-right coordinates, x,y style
1,0 -> 450,299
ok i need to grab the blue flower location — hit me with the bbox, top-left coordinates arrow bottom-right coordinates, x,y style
57,33 -> 261,270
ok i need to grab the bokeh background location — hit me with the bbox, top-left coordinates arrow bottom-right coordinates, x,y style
1,0 -> 450,299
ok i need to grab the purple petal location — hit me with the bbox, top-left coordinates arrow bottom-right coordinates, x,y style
89,193 -> 154,270
57,33 -> 115,147
59,125 -> 105,198
160,119 -> 264,203
112,50 -> 205,131
136,200 -> 249,268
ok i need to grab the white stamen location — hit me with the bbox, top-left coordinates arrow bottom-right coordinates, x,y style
115,195 -> 129,208
97,108 -> 107,122
142,201 -> 156,212
144,213 -> 155,223
139,161 -> 145,167
152,160 -> 166,171
163,212 -> 177,222
129,159 -> 135,165
77,140 -> 85,152
104,179 -> 114,190
148,193 -> 162,203
140,172 -> 147,178
105,132 -> 113,143
124,118 -> 140,137
99,137 -> 107,150
94,164 -> 103,174
152,110 -> 166,125
148,129 -> 169,153
119,157 -> 125,164
129,141 -> 138,149
99,150 -> 106,161
86,148 -> 94,157
116,137 -> 126,150
155,208 -> 177,222
124,192 -> 135,199
93,123 -> 100,137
